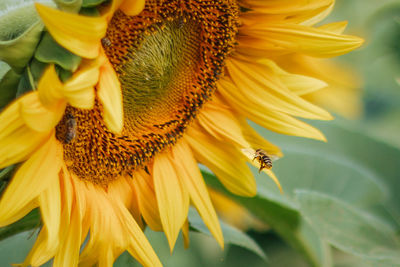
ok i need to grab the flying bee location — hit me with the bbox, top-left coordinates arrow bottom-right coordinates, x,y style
101,37 -> 112,47
253,149 -> 273,173
64,113 -> 77,144
242,148 -> 278,173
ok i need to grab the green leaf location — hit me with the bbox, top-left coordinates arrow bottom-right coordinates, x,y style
79,7 -> 100,16
188,208 -> 267,260
0,17 -> 44,73
253,119 -> 400,226
296,190 -> 400,264
0,231 -> 37,265
203,171 -> 332,267
16,67 -> 34,97
0,69 -> 20,110
35,32 -> 82,72
82,0 -> 107,8
265,151 -> 387,208
0,166 -> 15,181
54,0 -> 83,13
0,209 -> 40,241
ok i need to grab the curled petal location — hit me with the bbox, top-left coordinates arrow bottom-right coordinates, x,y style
63,60 -> 100,109
20,92 -> 66,133
35,3 -> 107,58
37,65 -> 64,108
97,56 -> 123,133
0,93 -> 55,168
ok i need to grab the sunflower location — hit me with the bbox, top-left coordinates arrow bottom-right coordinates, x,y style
0,0 -> 362,266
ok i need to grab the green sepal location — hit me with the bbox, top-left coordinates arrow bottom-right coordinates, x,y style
54,0 -> 83,13
16,66 -> 35,97
80,7 -> 100,16
82,0 -> 107,8
0,21 -> 44,74
0,69 -> 20,110
55,65 -> 73,82
29,58 -> 48,84
0,166 -> 15,182
0,61 -> 9,79
35,32 -> 82,72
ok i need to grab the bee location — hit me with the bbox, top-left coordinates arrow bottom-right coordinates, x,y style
241,148 -> 277,172
101,37 -> 112,47
253,149 -> 273,172
64,113 -> 77,144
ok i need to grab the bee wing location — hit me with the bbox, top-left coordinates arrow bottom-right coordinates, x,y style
269,155 -> 280,162
241,148 -> 256,159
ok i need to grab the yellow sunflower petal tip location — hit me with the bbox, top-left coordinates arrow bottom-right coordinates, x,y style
120,0 -> 145,16
264,169 -> 283,194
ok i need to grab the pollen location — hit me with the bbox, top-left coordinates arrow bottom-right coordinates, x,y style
55,0 -> 239,186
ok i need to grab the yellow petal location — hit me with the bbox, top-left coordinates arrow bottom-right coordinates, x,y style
120,205 -> 162,267
97,57 -> 123,133
63,60 -> 99,109
172,140 -> 224,248
120,0 -> 145,16
35,3 -> 107,58
197,99 -> 250,148
241,0 -> 333,15
186,125 -> 257,197
280,72 -> 328,95
37,65 -> 64,108
23,228 -> 59,267
263,169 -> 283,193
132,170 -> 163,231
182,219 -> 190,249
20,92 -> 66,132
60,166 -> 74,222
0,93 -> 54,168
153,152 -> 189,251
239,118 -> 283,158
241,22 -> 363,57
39,174 -> 61,250
53,197 -> 82,267
0,135 -> 62,226
226,58 -> 332,120
218,79 -> 327,141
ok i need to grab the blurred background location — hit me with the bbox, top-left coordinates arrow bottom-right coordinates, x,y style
1,0 -> 400,266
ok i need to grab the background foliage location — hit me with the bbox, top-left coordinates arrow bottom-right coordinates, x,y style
1,0 -> 400,266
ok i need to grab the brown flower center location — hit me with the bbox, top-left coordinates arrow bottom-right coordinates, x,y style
56,0 -> 239,186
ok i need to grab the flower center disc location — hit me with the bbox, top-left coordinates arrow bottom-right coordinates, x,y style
56,0 -> 239,186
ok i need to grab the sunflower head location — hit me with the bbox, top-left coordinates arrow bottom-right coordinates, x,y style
0,0 -> 363,265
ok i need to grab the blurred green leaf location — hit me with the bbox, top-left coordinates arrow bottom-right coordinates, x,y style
0,69 -> 20,110
203,171 -> 332,267
34,32 -> 82,72
0,209 -> 40,241
0,231 -> 36,265
255,119 -> 400,228
296,190 -> 400,264
188,208 -> 267,261
274,151 -> 387,207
